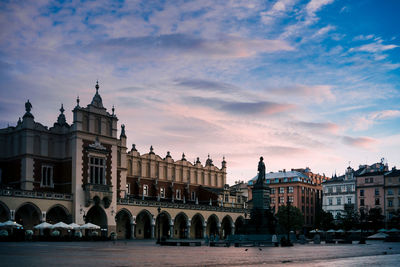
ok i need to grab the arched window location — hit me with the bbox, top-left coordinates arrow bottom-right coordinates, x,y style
143,184 -> 148,196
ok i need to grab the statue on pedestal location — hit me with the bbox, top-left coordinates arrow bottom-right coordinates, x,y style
256,156 -> 266,185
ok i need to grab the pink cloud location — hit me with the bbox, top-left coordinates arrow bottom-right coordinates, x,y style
342,136 -> 377,148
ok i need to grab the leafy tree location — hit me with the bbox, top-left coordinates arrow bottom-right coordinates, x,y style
388,209 -> 400,229
367,207 -> 384,231
276,205 -> 304,232
317,210 -> 335,230
337,204 -> 359,230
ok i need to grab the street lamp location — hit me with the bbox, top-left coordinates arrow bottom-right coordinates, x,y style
157,206 -> 161,244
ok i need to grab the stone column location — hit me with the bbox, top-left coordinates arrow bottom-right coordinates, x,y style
169,220 -> 174,239
186,219 -> 191,239
231,224 -> 235,236
151,218 -> 155,239
203,222 -> 207,239
130,223 -> 135,239
217,223 -> 221,238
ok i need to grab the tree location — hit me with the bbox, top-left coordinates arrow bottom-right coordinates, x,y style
317,210 -> 335,230
276,205 -> 304,233
367,207 -> 384,231
388,209 -> 400,229
338,204 -> 359,230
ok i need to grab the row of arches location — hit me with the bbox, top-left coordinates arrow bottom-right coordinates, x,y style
0,201 -> 72,230
115,208 -> 245,240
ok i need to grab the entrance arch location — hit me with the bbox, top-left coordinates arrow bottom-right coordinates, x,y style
156,211 -> 171,240
206,214 -> 219,238
47,205 -> 71,224
174,212 -> 188,239
0,201 -> 10,222
15,202 -> 41,230
86,205 -> 108,230
116,209 -> 132,239
190,213 -> 204,239
221,215 -> 233,239
235,216 -> 245,234
135,210 -> 152,239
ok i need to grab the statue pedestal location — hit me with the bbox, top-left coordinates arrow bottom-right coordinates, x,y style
252,183 -> 270,210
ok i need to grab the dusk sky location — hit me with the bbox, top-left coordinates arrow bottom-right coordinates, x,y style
1,0 -> 399,184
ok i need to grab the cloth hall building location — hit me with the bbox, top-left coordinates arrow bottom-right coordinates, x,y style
0,82 -> 246,239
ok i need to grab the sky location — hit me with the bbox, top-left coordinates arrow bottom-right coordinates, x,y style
0,0 -> 399,185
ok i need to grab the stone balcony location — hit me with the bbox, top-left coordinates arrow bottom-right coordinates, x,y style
83,183 -> 113,208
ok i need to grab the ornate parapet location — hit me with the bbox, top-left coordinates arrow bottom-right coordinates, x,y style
83,183 -> 113,208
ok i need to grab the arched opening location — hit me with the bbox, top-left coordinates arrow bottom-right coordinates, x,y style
174,213 -> 188,239
206,214 -> 219,238
47,205 -> 71,224
116,209 -> 132,239
221,216 -> 233,239
0,201 -> 10,222
135,210 -> 152,239
190,213 -> 204,239
234,216 -> 245,234
86,205 -> 108,236
15,203 -> 41,230
156,211 -> 171,240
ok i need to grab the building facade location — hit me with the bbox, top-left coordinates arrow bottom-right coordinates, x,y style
322,166 -> 357,219
384,169 -> 400,222
0,82 -> 245,239
249,168 -> 328,227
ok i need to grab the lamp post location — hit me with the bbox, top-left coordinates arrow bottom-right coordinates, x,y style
157,206 -> 161,244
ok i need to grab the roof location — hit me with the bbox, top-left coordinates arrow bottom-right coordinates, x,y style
356,171 -> 387,177
248,171 -> 310,185
385,169 -> 400,177
323,175 -> 345,184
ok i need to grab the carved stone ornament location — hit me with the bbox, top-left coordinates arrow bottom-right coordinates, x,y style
89,137 -> 107,151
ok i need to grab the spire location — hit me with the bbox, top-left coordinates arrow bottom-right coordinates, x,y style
23,99 -> 34,119
131,144 -> 137,152
222,156 -> 226,168
56,103 -> 67,126
112,105 -> 115,116
90,81 -> 104,108
120,124 -> 126,138
206,154 -> 213,166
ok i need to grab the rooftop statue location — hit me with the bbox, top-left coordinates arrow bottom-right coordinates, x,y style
256,156 -> 266,185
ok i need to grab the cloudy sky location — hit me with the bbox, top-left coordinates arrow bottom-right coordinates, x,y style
1,0 -> 399,184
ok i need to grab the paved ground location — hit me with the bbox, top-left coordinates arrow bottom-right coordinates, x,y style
0,240 -> 400,266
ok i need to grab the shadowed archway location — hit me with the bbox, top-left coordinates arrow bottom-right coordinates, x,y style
135,210 -> 152,239
15,202 -> 41,230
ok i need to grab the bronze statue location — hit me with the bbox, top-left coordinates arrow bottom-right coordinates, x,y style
256,156 -> 266,185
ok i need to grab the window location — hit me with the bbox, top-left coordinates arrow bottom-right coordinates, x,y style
279,187 -> 284,194
388,189 -> 393,195
271,188 -> 275,194
288,186 -> 294,193
160,187 -> 165,198
336,186 -> 341,193
271,198 -> 275,204
41,165 -> 53,187
337,197 -> 341,205
370,178 -> 374,183
191,191 -> 195,201
143,184 -> 148,196
375,188 -> 379,196
225,194 -> 229,202
360,199 -> 364,206
388,200 -> 393,207
365,178 -> 369,183
328,198 -> 333,205
328,187 -> 332,193
288,196 -> 294,203
341,185 -> 346,192
375,198 -> 380,205
126,183 -> 131,195
302,196 -> 305,203
89,157 -> 105,184
360,190 -> 364,197
279,197 -> 284,203
176,189 -> 181,200
347,197 -> 352,204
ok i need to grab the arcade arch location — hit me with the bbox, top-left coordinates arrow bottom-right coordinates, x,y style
116,209 -> 133,239
155,211 -> 171,240
0,201 -> 10,222
206,214 -> 219,238
190,213 -> 205,239
173,212 -> 188,239
86,205 -> 108,230
234,216 -> 245,234
46,205 -> 71,224
221,215 -> 233,239
15,202 -> 41,230
135,209 -> 152,239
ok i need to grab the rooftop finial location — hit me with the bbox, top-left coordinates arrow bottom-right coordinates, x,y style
112,105 -> 115,115
95,80 -> 99,93
150,145 -> 154,154
76,95 -> 80,107
120,124 -> 126,138
23,99 -> 34,119
182,153 -> 186,161
60,104 -> 64,114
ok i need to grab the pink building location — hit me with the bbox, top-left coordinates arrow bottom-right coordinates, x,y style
357,172 -> 386,213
